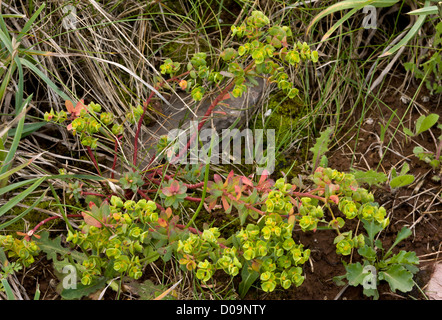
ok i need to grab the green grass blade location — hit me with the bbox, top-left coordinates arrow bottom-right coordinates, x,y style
34,283 -> 41,300
1,279 -> 16,300
19,58 -> 71,101
321,6 -> 363,42
0,28 -> 13,53
0,187 -> 48,231
0,177 -> 45,218
0,95 -> 31,180
0,156 -> 34,182
407,6 -> 438,15
380,1 -> 431,57
0,10 -> 11,41
7,122 -> 47,139
307,0 -> 400,35
17,3 -> 46,42
0,178 -> 40,196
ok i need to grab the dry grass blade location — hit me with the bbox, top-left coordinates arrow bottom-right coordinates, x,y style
153,278 -> 182,300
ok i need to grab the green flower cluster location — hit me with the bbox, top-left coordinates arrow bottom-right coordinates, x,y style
298,197 -> 324,231
66,197 -> 157,285
45,101 -> 123,149
177,227 -> 237,281
338,197 -> 388,228
333,231 -> 365,256
236,214 -> 310,292
0,235 -> 40,267
264,178 -> 294,215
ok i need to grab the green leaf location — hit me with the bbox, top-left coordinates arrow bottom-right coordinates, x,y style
238,262 -> 260,299
389,174 -> 415,189
61,277 -> 108,300
384,227 -> 412,259
362,219 -> 384,243
345,262 -> 368,287
415,114 -> 439,135
358,245 -> 377,262
310,127 -> 333,171
35,231 -> 87,268
351,169 -> 388,187
378,265 -> 414,293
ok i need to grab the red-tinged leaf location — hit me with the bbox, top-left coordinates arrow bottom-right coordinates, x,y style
235,185 -> 242,200
88,201 -> 96,209
204,202 -> 212,212
165,207 -> 173,219
213,174 -> 223,184
66,99 -> 87,117
251,260 -> 261,272
158,218 -> 168,228
81,211 -> 103,228
227,170 -> 234,180
259,169 -> 269,184
329,195 -> 339,204
221,93 -> 231,101
169,180 -> 180,194
65,100 -> 75,114
241,176 -> 254,187
161,187 -> 172,197
221,196 -> 230,211
288,214 -> 296,226
213,111 -> 227,115
208,200 -> 216,211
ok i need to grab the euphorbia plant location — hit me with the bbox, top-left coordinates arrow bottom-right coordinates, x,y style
2,10 -> 421,300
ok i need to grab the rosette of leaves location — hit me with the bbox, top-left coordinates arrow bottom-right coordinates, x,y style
334,220 -> 420,299
160,180 -> 188,209
206,171 -> 262,225
119,171 -> 144,193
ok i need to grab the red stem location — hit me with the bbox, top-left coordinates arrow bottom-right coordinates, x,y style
86,146 -> 101,175
25,214 -> 83,241
184,196 -> 202,202
171,81 -> 235,164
